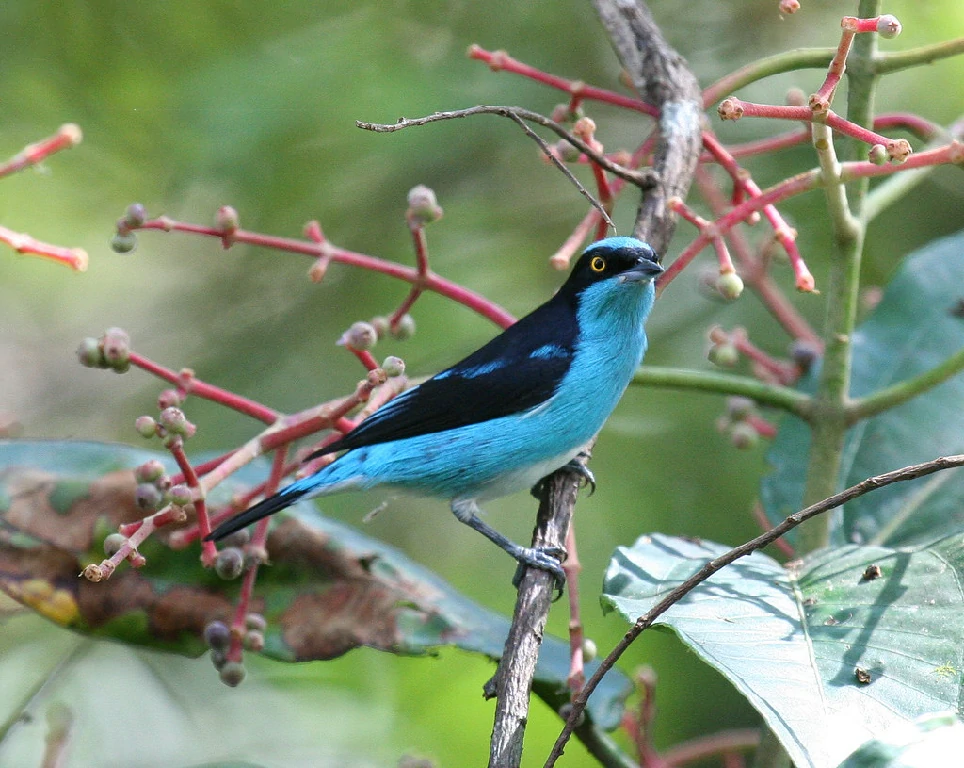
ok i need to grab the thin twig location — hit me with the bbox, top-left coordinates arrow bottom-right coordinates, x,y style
358,105 -> 658,234
545,453 -> 964,766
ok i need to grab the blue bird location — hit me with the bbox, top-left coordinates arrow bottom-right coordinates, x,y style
207,236 -> 662,586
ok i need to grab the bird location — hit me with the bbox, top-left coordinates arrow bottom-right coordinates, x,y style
207,236 -> 662,587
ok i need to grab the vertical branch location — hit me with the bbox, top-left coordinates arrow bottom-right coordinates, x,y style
591,0 -> 703,254
798,0 -> 882,552
488,2 -> 702,767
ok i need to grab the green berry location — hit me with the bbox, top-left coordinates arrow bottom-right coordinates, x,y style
215,547 -> 245,580
391,314 -> 416,341
135,416 -> 157,439
76,337 -> 106,368
715,271 -> 744,300
708,343 -> 739,368
110,231 -> 137,254
381,355 -> 405,377
219,661 -> 246,687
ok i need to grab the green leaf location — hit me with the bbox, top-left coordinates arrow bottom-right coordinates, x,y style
762,231 -> 964,546
602,533 -> 964,768
0,611 -> 377,767
0,439 -> 630,729
839,712 -> 964,768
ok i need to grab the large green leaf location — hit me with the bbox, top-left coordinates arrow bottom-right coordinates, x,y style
762,231 -> 964,546
0,439 -> 630,729
0,610 -> 373,767
838,712 -> 964,768
602,533 -> 964,768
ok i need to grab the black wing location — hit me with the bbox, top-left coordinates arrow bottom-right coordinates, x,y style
311,291 -> 579,457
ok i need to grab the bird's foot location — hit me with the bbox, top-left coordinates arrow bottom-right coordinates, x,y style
529,458 -> 596,499
510,544 -> 567,599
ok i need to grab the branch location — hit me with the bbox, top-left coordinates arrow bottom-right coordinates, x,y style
546,453 -> 964,766
874,37 -> 964,74
591,0 -> 702,254
847,346 -> 964,423
632,367 -> 812,419
357,105 -> 655,224
487,455 -> 586,768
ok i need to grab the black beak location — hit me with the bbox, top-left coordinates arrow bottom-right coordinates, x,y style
620,255 -> 664,284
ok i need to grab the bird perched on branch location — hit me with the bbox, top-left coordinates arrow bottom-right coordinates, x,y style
207,236 -> 662,588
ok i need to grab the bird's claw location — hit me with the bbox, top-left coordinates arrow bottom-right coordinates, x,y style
529,459 -> 596,499
511,545 -> 567,599
564,461 -> 596,496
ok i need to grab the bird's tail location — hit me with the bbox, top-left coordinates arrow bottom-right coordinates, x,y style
205,483 -> 311,542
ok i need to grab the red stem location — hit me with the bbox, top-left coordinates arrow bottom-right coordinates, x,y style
467,45 -> 659,118
129,352 -> 278,424
0,123 -> 82,180
169,439 -> 218,565
563,523 -> 585,695
0,224 -> 88,271
134,218 -> 516,329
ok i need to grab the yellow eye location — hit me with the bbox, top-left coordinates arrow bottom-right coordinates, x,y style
590,255 -> 606,273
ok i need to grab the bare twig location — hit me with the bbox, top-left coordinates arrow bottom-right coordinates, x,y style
359,105 -> 659,234
545,453 -> 964,766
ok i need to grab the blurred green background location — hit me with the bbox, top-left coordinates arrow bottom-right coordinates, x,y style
1,0 -> 962,765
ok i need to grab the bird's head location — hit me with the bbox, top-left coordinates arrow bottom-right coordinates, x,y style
564,237 -> 663,295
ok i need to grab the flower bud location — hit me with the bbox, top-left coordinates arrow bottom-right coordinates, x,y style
868,144 -> 888,165
101,327 -> 131,369
135,415 -> 157,439
876,14 -> 901,38
77,337 -> 105,368
157,389 -> 182,409
124,203 -> 147,228
406,185 -> 443,225
726,397 -> 754,421
158,406 -> 189,435
134,459 -> 165,483
168,483 -> 193,507
391,314 -> 416,341
381,355 -> 406,377
339,321 -> 378,351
